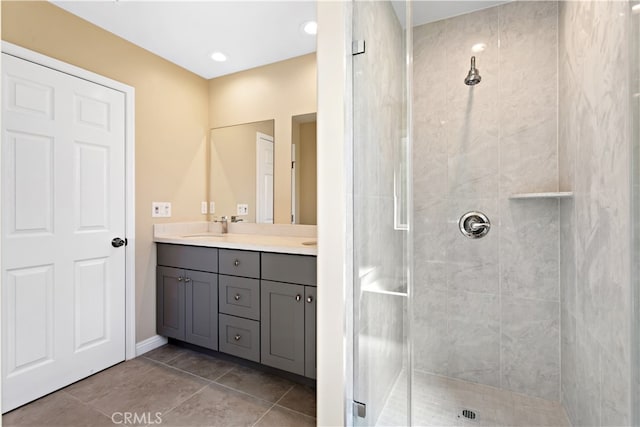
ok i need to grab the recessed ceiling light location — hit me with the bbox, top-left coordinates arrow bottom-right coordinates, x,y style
302,21 -> 317,35
210,52 -> 227,62
633,3 -> 640,13
471,43 -> 487,53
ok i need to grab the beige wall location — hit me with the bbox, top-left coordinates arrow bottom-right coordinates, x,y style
210,120 -> 274,223
208,54 -> 317,224
299,121 -> 317,225
2,1 -> 210,344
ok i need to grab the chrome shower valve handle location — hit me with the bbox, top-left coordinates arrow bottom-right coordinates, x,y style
459,211 -> 491,238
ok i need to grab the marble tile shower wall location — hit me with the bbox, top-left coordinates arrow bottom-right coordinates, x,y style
559,1 -> 632,426
413,1 -> 560,400
353,1 -> 407,425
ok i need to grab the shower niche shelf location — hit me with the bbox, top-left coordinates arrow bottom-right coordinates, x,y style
509,192 -> 574,200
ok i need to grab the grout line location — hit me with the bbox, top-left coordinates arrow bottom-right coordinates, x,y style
211,365 -> 236,382
250,385 -> 295,427
142,348 -> 183,365
160,382 -> 211,420
272,404 -> 317,420
61,389 -> 116,421
147,354 -> 301,414
143,357 -> 217,383
211,380 -> 288,406
250,402 -> 278,427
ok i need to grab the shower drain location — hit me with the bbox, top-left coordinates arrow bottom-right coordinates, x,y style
458,409 -> 478,421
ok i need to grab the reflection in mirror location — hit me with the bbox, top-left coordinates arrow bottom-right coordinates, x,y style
209,120 -> 274,223
291,113 -> 317,225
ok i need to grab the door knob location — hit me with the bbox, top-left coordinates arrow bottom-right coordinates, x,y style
111,237 -> 126,248
306,296 -> 313,303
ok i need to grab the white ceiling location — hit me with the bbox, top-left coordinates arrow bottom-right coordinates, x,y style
52,1 -> 508,81
52,1 -> 318,80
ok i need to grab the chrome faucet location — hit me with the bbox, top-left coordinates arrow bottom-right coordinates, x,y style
230,216 -> 243,223
214,216 -> 229,234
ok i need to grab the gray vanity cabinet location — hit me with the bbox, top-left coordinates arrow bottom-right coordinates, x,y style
217,249 -> 261,362
156,266 -> 185,341
185,270 -> 218,350
260,280 -> 305,375
260,252 -> 317,378
156,243 -> 316,378
304,286 -> 316,379
156,244 -> 218,351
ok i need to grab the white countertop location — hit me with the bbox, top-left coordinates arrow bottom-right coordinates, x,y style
153,222 -> 317,256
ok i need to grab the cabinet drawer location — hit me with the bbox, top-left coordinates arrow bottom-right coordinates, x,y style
157,244 -> 218,273
261,253 -> 316,286
219,314 -> 260,362
219,249 -> 260,278
219,275 -> 260,320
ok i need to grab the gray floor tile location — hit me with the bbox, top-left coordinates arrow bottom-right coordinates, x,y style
167,349 -> 237,381
64,358 -> 157,404
4,350 -> 319,427
215,365 -> 294,403
161,383 -> 272,427
142,344 -> 189,364
87,362 -> 209,417
277,384 -> 316,417
2,392 -> 113,427
255,405 -> 316,427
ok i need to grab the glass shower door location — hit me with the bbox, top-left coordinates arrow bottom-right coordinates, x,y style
352,1 -> 412,425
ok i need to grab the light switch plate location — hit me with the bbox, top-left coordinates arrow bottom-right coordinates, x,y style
237,204 -> 249,215
209,202 -> 215,214
152,202 -> 172,218
201,201 -> 208,214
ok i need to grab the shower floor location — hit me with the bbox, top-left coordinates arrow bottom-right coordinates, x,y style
377,370 -> 570,426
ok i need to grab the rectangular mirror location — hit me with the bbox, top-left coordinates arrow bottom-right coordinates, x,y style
291,113 -> 317,225
209,119 -> 274,223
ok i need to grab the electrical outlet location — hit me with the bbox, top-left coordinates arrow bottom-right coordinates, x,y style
201,201 -> 208,214
237,204 -> 249,215
209,202 -> 215,214
152,202 -> 172,218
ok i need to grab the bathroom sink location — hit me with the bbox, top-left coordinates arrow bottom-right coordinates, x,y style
181,233 -> 224,238
302,241 -> 317,246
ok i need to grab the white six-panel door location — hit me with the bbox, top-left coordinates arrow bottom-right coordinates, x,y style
1,53 -> 126,412
256,132 -> 274,224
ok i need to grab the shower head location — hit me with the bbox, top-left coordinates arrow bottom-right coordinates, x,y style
464,56 -> 481,86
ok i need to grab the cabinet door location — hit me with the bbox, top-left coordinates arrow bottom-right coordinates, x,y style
185,270 -> 218,350
304,286 -> 316,379
156,266 -> 185,340
261,280 -> 305,375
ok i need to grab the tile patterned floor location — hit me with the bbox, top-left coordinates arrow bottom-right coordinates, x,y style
377,370 -> 570,427
2,344 -> 316,427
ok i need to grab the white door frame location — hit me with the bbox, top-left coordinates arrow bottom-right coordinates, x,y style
1,41 -> 137,361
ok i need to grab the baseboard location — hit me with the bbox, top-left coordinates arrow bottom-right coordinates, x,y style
135,335 -> 168,357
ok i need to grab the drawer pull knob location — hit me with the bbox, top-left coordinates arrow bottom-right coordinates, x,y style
296,294 -> 301,302
234,294 -> 241,301
307,296 -> 313,303
233,259 -> 240,267
177,277 -> 183,282
234,334 -> 241,341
